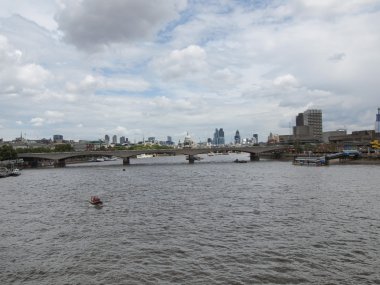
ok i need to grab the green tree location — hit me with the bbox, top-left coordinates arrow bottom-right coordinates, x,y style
0,145 -> 17,161
127,145 -> 173,150
54,144 -> 74,152
16,147 -> 51,153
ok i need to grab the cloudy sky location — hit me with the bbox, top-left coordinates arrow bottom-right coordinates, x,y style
0,0 -> 379,143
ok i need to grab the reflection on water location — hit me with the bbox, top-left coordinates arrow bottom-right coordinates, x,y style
1,155 -> 379,284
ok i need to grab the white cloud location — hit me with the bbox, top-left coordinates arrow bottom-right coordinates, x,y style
213,68 -> 237,84
66,75 -> 150,94
0,0 -> 59,30
30,117 -> 45,126
0,34 -> 51,95
273,74 -> 299,88
44,110 -> 64,118
101,78 -> 150,92
16,63 -> 50,87
328,52 -> 346,62
291,0 -> 380,18
153,45 -> 208,80
115,126 -> 127,133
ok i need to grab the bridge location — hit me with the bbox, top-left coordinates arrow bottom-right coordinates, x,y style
18,145 -> 288,167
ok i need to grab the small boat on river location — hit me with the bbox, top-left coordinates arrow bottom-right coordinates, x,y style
0,167 -> 9,178
136,154 -> 154,158
9,168 -> 21,176
293,156 -> 326,166
90,196 -> 103,206
234,159 -> 248,163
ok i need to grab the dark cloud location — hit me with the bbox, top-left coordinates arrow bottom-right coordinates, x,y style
328,52 -> 346,61
56,0 -> 186,49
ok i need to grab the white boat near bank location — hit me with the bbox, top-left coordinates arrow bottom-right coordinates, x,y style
136,154 -> 154,158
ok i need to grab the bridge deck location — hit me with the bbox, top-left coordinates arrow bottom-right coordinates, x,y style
18,146 -> 287,161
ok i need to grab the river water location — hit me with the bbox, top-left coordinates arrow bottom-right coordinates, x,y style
1,154 -> 379,284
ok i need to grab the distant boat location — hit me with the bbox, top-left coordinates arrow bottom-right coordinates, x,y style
0,167 -> 9,178
9,168 -> 21,176
103,156 -> 117,161
234,159 -> 247,163
90,196 -> 103,206
293,157 -> 326,166
207,152 -> 215,156
96,157 -> 105,162
136,154 -> 154,158
0,167 -> 21,177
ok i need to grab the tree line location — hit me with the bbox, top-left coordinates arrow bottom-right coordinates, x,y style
0,145 -> 18,161
0,144 -> 74,161
0,143 -> 174,161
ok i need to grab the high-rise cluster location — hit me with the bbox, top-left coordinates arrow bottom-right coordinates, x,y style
213,128 -> 225,145
104,134 -> 129,145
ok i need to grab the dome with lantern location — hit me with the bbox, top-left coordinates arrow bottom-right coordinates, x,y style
183,132 -> 194,148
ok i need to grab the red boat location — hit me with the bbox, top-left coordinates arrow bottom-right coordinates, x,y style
90,196 -> 103,206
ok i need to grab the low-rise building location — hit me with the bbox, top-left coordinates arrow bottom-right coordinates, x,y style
322,129 -> 347,143
328,130 -> 375,146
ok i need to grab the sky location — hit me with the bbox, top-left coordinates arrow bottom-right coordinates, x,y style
0,0 -> 379,143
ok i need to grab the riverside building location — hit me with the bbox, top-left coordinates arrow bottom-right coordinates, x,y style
293,109 -> 323,142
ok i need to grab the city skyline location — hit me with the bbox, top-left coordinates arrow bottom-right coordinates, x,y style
3,106 -> 380,144
1,1 -> 380,142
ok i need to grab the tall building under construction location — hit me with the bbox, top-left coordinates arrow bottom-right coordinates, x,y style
375,108 -> 380,134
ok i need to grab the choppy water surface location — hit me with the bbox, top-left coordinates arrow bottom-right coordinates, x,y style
1,154 -> 379,284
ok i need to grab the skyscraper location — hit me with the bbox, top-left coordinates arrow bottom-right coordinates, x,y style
293,109 -> 322,141
53,134 -> 63,142
213,128 -> 219,145
253,134 -> 258,144
375,108 -> 380,134
303,109 -> 322,140
234,130 -> 241,144
112,135 -> 117,144
218,128 -> 225,145
166,136 -> 173,145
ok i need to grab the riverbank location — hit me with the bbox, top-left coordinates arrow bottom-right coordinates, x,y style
261,152 -> 380,165
328,158 -> 380,165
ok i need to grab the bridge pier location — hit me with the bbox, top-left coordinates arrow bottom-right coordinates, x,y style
187,155 -> 195,164
123,157 -> 130,165
54,159 -> 66,168
250,153 -> 260,161
272,152 -> 283,159
29,160 -> 39,168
